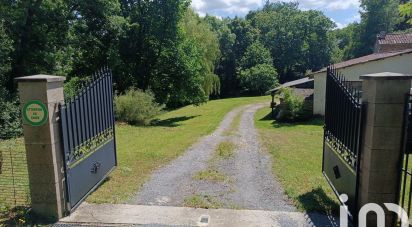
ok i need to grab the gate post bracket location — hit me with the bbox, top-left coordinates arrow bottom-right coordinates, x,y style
15,75 -> 67,221
358,72 -> 412,226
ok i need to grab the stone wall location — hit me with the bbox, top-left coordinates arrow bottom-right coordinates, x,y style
376,43 -> 412,53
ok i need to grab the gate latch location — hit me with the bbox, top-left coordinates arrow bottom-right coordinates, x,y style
91,162 -> 101,174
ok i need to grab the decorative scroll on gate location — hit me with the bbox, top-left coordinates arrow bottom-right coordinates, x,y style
322,66 -> 364,218
60,67 -> 117,211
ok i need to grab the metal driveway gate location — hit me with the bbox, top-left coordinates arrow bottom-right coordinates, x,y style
60,67 -> 117,211
398,94 -> 412,218
322,67 -> 364,218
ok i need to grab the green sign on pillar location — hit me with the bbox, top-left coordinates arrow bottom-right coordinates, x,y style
23,100 -> 49,126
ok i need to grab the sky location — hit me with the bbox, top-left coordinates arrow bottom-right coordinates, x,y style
191,0 -> 361,29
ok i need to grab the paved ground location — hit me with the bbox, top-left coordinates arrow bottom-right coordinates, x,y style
58,203 -> 307,226
129,104 -> 294,211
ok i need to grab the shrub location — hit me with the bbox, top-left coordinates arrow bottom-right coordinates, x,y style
239,64 -> 279,95
0,89 -> 22,139
64,77 -> 90,99
276,87 -> 310,122
115,89 -> 164,126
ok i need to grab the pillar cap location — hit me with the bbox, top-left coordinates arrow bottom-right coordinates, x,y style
360,72 -> 412,80
15,75 -> 66,83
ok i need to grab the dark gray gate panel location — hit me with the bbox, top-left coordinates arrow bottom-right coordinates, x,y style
66,140 -> 116,208
323,143 -> 357,212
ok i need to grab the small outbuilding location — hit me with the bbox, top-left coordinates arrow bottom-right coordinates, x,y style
310,33 -> 412,116
268,77 -> 314,119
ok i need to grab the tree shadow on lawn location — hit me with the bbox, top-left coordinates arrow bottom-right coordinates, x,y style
297,187 -> 340,215
259,112 -> 324,128
151,115 -> 200,127
298,187 -> 344,227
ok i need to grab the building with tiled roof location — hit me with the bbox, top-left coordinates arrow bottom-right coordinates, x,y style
309,34 -> 412,115
314,49 -> 412,74
375,33 -> 412,53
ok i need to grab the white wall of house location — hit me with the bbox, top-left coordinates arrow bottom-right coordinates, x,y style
313,53 -> 412,115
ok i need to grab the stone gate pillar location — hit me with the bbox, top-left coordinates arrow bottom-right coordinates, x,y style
15,75 -> 67,220
358,72 -> 412,226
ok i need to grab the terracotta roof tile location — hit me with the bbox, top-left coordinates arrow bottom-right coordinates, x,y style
378,33 -> 412,45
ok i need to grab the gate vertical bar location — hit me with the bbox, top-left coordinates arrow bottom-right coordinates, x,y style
79,92 -> 85,145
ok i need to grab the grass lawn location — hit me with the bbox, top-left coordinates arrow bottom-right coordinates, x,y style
0,138 -> 30,207
0,138 -> 31,226
87,96 -> 269,203
254,108 -> 339,214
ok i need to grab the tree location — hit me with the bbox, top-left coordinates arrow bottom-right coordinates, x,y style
67,0 -> 125,78
238,41 -> 272,70
118,0 -> 189,91
0,20 -> 21,139
0,0 -> 127,87
143,6 -> 221,107
247,2 -> 335,82
221,18 -> 259,96
204,16 -> 237,97
336,0 -> 401,59
181,9 -> 221,97
354,0 -> 400,57
0,21 -> 13,86
396,1 -> 412,30
304,10 -> 336,71
400,2 -> 412,25
0,0 -> 70,90
153,35 -> 208,108
204,16 -> 261,97
237,41 -> 278,95
229,18 -> 259,65
239,64 -> 278,95
334,23 -> 363,60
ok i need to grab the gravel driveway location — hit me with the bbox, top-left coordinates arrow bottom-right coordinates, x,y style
129,104 -> 295,212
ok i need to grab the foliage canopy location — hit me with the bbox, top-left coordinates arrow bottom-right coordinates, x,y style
1,0 -> 410,110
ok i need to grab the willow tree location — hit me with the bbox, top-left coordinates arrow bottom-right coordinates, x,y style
181,9 -> 221,97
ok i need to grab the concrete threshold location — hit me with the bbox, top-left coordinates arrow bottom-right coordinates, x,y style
58,203 -> 308,227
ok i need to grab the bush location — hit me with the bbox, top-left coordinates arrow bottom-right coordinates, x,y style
239,64 -> 279,95
115,89 -> 164,126
0,89 -> 22,139
276,88 -> 310,122
64,77 -> 90,99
